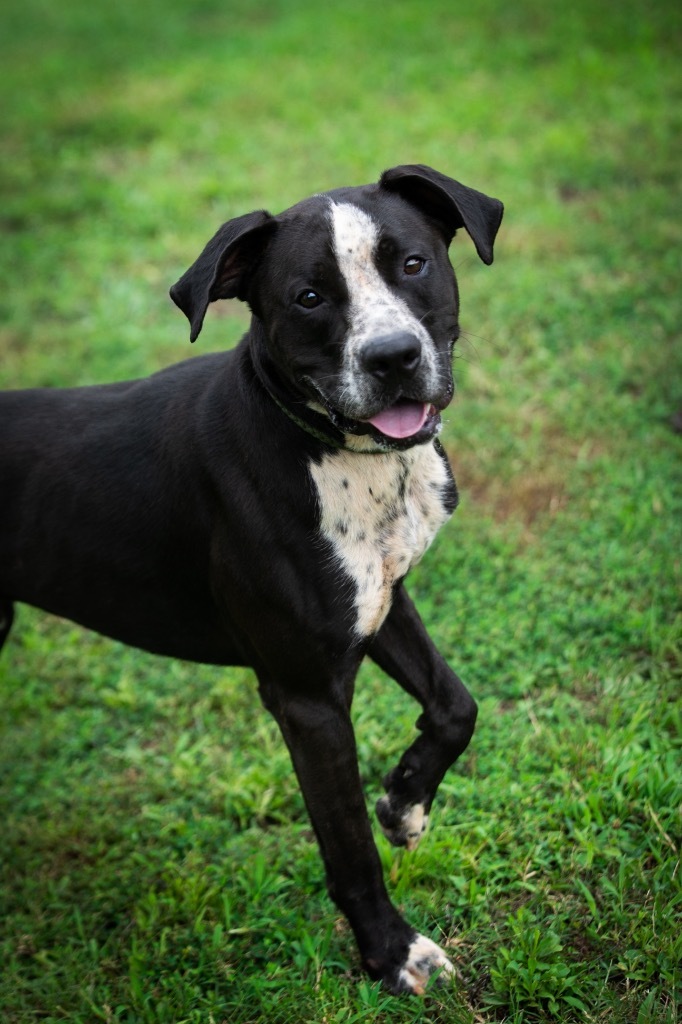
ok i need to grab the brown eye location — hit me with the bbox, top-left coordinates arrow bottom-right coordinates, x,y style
404,256 -> 426,276
297,289 -> 322,308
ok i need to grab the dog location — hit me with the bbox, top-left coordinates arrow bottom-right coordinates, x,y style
0,164 -> 503,994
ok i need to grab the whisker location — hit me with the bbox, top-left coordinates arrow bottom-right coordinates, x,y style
455,334 -> 483,365
451,254 -> 477,274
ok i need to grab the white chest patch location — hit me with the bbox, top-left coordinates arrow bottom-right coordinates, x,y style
309,443 -> 452,638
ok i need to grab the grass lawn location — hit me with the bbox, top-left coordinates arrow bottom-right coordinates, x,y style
1,0 -> 680,1021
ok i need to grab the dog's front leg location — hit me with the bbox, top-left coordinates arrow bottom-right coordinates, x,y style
368,585 -> 478,850
257,672 -> 454,994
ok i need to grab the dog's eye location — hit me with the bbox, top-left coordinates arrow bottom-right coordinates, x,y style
404,256 -> 426,276
297,290 -> 322,309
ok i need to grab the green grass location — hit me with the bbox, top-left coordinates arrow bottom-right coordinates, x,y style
1,0 -> 680,1020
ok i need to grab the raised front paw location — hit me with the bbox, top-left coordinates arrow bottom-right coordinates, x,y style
376,794 -> 428,850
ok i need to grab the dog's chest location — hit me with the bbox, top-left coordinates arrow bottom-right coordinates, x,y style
309,444 -> 453,638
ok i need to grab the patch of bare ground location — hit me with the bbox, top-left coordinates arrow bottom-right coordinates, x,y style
445,429 -> 604,535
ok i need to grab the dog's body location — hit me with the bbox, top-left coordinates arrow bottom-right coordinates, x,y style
0,165 -> 502,993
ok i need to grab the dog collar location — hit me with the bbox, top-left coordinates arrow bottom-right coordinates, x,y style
264,386 -> 393,455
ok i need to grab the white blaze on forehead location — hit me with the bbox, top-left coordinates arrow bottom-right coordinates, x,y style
326,201 -> 437,399
327,200 -> 423,333
328,201 -> 382,292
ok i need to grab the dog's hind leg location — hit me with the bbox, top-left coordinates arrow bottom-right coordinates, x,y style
368,584 -> 477,850
257,666 -> 454,993
0,600 -> 14,654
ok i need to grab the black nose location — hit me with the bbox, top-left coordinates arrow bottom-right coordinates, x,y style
359,332 -> 422,383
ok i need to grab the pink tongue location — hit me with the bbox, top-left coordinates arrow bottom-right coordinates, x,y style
366,401 -> 430,439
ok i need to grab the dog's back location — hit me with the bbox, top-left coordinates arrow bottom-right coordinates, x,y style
0,355 -> 237,659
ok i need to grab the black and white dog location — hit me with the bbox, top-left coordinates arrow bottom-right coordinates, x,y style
0,165 -> 503,993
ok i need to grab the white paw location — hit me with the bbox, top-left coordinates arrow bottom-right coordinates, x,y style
377,798 -> 428,850
400,803 -> 428,850
398,933 -> 455,995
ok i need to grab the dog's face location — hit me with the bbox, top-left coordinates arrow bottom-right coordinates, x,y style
250,188 -> 459,445
171,165 -> 503,448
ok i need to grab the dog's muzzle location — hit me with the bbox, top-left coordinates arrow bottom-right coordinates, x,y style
302,330 -> 451,449
354,331 -> 436,440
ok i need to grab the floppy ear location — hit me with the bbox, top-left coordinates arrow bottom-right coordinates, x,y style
170,210 -> 276,342
380,164 -> 503,265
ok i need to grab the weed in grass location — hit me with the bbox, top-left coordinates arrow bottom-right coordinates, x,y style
488,907 -> 590,1018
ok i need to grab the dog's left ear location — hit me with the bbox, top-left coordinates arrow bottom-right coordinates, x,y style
170,210 -> 277,342
380,164 -> 503,265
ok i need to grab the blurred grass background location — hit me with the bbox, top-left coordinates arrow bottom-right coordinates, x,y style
0,1 -> 680,1022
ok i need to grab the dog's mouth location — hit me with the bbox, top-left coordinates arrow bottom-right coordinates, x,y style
300,375 -> 446,449
325,398 -> 442,447
364,399 -> 437,440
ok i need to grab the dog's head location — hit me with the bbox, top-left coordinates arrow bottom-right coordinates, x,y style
171,165 -> 503,448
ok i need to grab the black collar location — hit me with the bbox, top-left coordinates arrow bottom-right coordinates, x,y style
251,348 -> 396,456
